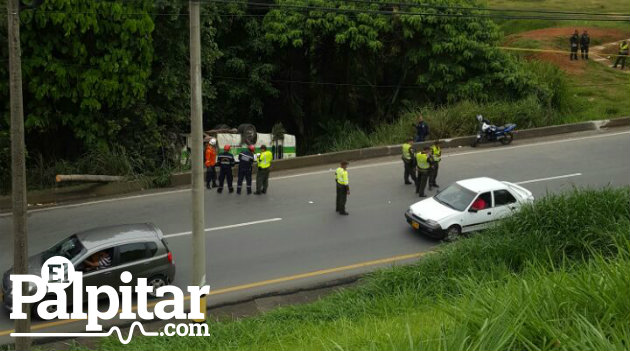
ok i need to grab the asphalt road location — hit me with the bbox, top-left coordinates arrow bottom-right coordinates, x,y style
0,128 -> 629,344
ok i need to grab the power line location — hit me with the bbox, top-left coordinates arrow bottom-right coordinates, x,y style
208,0 -> 630,22
321,0 -> 630,17
5,1 -> 628,21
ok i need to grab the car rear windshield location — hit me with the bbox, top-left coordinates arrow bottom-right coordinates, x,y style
434,184 -> 477,212
43,235 -> 85,262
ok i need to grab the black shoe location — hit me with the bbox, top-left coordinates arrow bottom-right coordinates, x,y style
433,184 -> 440,188
254,191 -> 261,195
419,194 -> 426,197
229,188 -> 234,194
404,181 -> 412,185
217,188 -> 223,193
428,186 -> 433,191
247,190 -> 252,195
206,184 -> 211,189
212,182 -> 218,188
237,189 -> 241,195
261,190 -> 266,194
339,211 -> 349,215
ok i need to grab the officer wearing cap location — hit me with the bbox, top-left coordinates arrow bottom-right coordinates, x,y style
217,145 -> 235,193
237,145 -> 255,195
335,161 -> 350,215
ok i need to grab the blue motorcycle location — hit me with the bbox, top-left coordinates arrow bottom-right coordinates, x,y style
471,123 -> 516,147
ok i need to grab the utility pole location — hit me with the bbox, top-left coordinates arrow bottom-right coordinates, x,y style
7,0 -> 31,349
189,0 -> 206,322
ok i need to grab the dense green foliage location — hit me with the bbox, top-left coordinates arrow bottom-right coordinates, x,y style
0,0 -> 620,193
94,187 -> 630,351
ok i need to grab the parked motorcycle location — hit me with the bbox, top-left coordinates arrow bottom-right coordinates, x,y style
471,123 -> 516,147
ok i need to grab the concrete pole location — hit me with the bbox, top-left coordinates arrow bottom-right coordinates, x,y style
189,0 -> 206,322
7,0 -> 31,349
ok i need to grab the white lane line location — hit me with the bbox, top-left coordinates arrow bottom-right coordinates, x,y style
164,218 -> 282,238
515,173 -> 582,185
2,130 -> 627,216
442,131 -> 629,159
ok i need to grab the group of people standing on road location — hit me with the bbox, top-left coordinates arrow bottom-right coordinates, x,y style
570,29 -> 590,60
402,138 -> 442,198
204,139 -> 273,195
334,114 -> 441,216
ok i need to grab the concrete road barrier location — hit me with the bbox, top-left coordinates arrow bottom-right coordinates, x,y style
1,117 -> 628,211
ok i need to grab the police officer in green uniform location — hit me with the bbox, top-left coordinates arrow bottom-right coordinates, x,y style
415,147 -> 431,197
401,138 -> 416,185
335,161 -> 350,215
429,140 -> 441,189
613,41 -> 629,69
254,145 -> 273,195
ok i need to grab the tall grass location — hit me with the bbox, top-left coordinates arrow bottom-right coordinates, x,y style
93,187 -> 630,351
315,95 -> 565,153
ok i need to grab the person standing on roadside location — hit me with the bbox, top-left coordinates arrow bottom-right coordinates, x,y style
217,145 -> 235,193
580,30 -> 590,60
254,145 -> 273,195
335,161 -> 350,215
570,29 -> 579,61
237,144 -> 255,195
613,40 -> 629,69
204,138 -> 218,189
401,138 -> 416,185
415,147 -> 432,197
429,140 -> 442,190
414,114 -> 429,142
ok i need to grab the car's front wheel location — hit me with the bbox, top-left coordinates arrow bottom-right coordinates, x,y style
444,225 -> 461,242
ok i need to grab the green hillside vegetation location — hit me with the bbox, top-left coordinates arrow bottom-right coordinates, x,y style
1,0 -> 627,194
91,187 -> 630,351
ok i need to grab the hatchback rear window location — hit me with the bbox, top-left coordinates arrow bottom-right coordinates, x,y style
119,243 -> 148,264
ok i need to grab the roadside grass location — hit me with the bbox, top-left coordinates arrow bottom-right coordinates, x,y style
484,0 -> 630,35
92,187 -> 630,351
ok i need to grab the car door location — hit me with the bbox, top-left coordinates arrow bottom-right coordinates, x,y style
461,192 -> 494,233
113,242 -> 154,285
492,189 -> 519,220
79,247 -> 118,290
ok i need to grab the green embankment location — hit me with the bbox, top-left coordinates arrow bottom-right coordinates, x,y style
93,187 -> 630,351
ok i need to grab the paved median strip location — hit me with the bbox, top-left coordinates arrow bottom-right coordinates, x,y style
164,218 -> 283,238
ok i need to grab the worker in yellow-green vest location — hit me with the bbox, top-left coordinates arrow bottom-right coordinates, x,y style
254,145 -> 273,195
415,147 -> 432,197
429,140 -> 442,190
401,137 -> 416,185
613,40 -> 629,70
335,161 -> 350,215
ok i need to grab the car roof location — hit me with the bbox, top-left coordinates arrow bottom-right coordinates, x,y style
74,223 -> 159,251
456,177 -> 507,193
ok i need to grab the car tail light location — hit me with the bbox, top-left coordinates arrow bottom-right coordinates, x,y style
167,252 -> 174,264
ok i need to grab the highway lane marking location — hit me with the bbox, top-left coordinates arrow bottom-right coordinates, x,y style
1,129 -> 627,217
0,251 -> 427,336
164,218 -> 283,238
515,173 -> 582,185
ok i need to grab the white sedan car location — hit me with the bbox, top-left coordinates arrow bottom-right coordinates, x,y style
405,177 -> 534,240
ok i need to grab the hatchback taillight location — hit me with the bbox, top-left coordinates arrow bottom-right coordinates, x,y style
167,252 -> 174,264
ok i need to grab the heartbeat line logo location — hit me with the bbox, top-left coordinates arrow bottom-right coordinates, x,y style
11,322 -> 159,345
8,256 -> 211,343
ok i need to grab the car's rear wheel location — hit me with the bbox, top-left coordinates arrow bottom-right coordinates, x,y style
147,275 -> 168,298
445,225 -> 461,242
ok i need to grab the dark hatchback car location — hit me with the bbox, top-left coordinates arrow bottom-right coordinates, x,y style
1,223 -> 175,315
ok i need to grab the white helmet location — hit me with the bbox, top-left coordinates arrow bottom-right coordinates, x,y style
209,138 -> 217,146
476,114 -> 483,122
